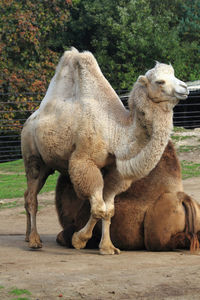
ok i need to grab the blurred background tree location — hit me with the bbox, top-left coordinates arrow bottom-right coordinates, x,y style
65,0 -> 200,90
0,0 -> 199,94
0,0 -> 72,96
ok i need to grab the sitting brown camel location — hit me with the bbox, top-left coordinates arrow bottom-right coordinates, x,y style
21,48 -> 188,254
55,141 -> 200,252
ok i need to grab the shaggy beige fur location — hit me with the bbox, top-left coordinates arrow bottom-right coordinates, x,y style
21,48 -> 188,254
56,141 -> 200,253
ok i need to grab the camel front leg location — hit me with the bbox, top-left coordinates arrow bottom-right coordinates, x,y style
100,217 -> 121,255
72,215 -> 98,249
69,155 -> 106,251
99,168 -> 132,255
99,195 -> 121,255
71,194 -> 106,250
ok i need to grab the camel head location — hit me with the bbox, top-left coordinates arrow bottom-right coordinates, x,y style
137,62 -> 189,108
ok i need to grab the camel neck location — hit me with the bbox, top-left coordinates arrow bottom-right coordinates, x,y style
116,106 -> 173,180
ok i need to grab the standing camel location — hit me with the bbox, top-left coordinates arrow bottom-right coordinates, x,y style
21,48 -> 188,254
56,141 -> 200,252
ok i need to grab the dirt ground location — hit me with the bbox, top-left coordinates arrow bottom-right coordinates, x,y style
1,131 -> 200,300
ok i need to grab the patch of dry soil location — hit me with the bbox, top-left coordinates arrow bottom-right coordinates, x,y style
0,130 -> 200,299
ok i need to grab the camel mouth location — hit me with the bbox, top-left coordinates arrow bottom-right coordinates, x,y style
174,92 -> 189,100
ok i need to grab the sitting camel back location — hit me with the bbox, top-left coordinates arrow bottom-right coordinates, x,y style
21,48 -> 189,254
56,141 -> 200,252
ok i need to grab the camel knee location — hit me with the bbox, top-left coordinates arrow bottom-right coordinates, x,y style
105,202 -> 115,219
24,192 -> 38,215
90,199 -> 106,219
24,155 -> 42,179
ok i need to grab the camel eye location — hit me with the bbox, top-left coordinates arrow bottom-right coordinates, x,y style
155,80 -> 165,85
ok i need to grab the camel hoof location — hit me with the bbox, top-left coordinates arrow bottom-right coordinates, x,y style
28,233 -> 43,249
56,231 -> 67,247
29,240 -> 43,249
99,246 -> 121,255
72,232 -> 88,249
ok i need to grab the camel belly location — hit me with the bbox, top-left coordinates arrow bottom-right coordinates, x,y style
34,115 -> 110,171
35,118 -> 75,169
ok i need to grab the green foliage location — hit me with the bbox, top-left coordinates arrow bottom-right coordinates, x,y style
65,0 -> 177,89
0,0 -> 72,95
0,0 -> 199,122
0,0 -> 72,144
64,0 -> 200,90
173,0 -> 200,81
178,0 -> 200,41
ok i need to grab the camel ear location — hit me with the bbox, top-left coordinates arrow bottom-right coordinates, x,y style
137,75 -> 148,86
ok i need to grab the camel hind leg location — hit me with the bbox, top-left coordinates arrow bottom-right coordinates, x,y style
99,167 -> 132,254
24,155 -> 53,249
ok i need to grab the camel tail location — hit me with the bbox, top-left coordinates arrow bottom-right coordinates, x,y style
178,192 -> 200,253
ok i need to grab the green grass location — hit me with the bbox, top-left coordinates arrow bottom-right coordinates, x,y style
0,201 -> 19,209
181,161 -> 200,179
0,286 -> 32,300
11,298 -> 30,300
178,145 -> 200,153
0,159 -> 59,199
173,126 -> 189,133
171,135 -> 196,142
0,159 -> 25,173
1,150 -> 200,200
9,288 -> 31,296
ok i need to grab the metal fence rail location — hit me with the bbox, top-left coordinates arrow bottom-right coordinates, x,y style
0,90 -> 200,163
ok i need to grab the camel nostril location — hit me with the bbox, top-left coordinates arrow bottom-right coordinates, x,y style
180,84 -> 186,89
179,84 -> 189,95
